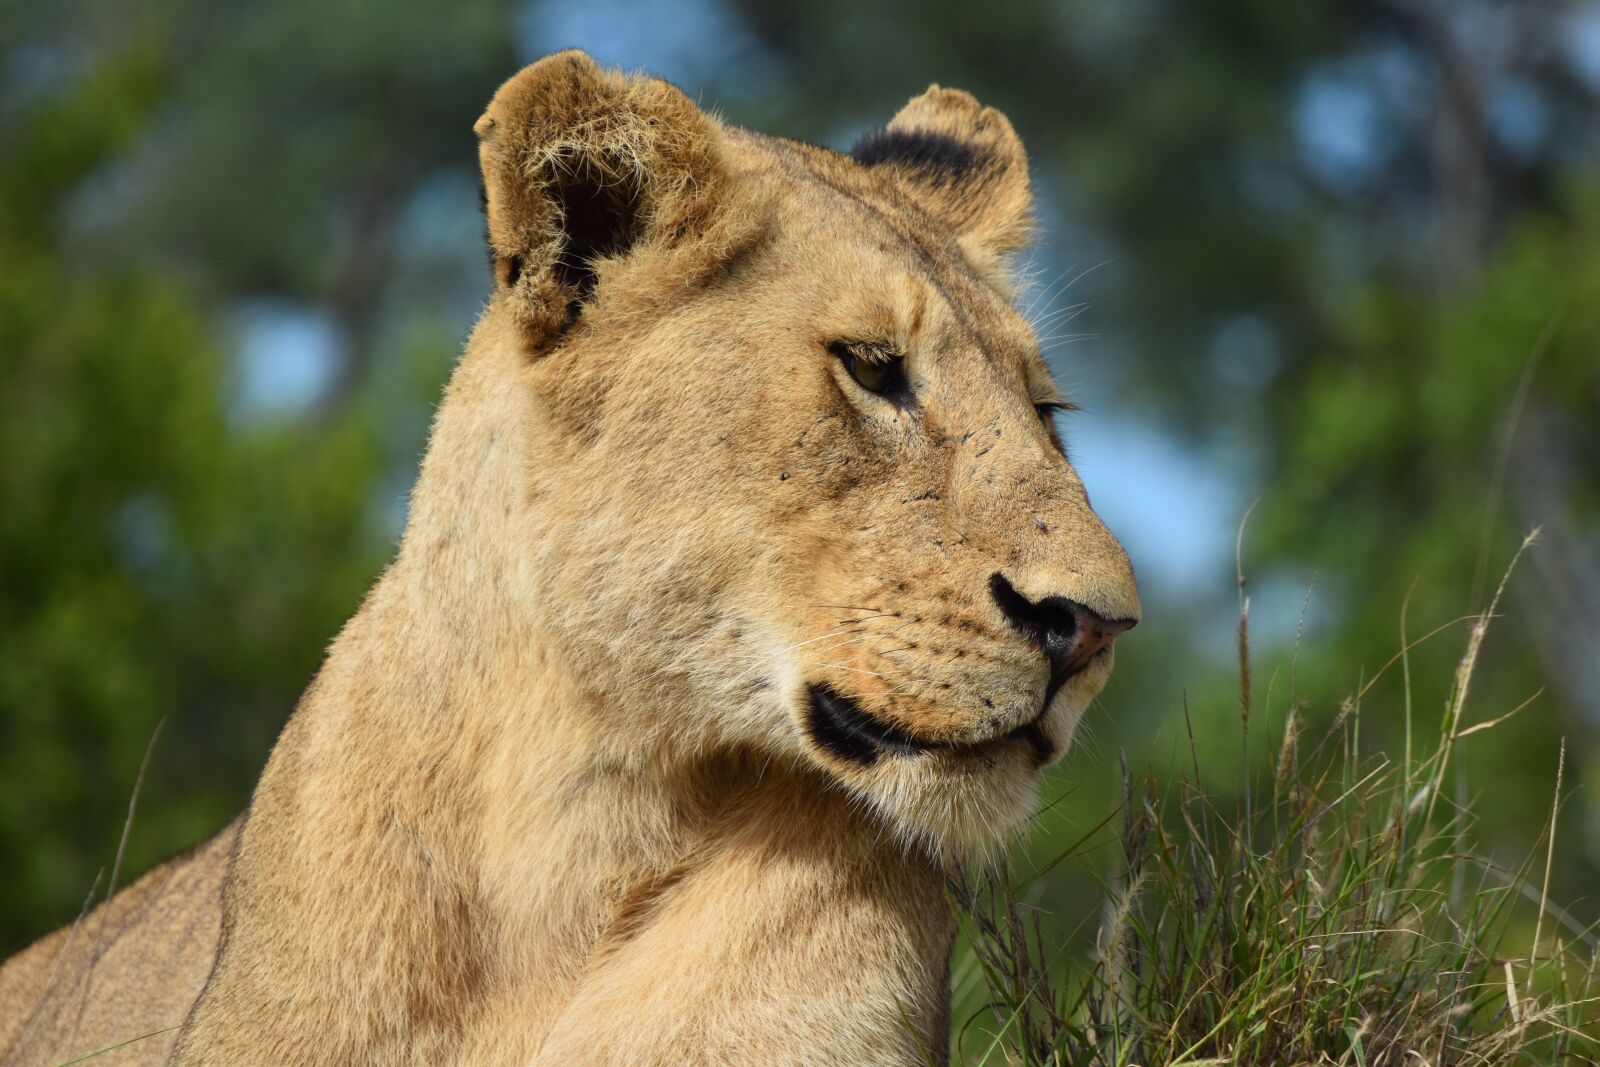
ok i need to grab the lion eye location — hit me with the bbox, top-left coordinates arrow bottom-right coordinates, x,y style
829,342 -> 906,398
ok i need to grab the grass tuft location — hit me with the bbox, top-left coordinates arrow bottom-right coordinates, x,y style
949,532 -> 1599,1065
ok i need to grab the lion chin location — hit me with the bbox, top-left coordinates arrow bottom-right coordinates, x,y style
798,649 -> 1117,861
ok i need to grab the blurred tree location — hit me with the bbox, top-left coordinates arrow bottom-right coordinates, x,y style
0,37 -> 385,952
0,1 -> 513,951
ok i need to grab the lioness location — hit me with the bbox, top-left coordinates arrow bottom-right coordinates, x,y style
1,51 -> 1138,1066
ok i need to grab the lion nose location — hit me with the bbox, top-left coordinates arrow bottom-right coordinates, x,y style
988,572 -> 1136,676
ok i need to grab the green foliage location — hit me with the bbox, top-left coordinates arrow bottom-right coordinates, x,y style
0,41 -> 399,951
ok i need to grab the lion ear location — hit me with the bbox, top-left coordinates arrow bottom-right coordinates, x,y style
852,86 -> 1033,257
475,51 -> 737,344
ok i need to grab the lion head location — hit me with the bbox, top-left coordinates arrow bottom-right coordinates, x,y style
459,51 -> 1139,858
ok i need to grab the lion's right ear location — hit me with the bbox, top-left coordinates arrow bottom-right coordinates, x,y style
475,51 -> 738,345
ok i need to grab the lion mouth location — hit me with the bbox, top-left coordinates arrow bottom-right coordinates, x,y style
805,684 -> 1054,768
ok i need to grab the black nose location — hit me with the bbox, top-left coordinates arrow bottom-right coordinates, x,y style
989,572 -> 1136,676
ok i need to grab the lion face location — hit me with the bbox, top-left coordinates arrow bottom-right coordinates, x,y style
474,53 -> 1139,857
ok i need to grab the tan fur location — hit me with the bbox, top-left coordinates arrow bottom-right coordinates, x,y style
1,52 -> 1138,1066
1,823 -> 237,1065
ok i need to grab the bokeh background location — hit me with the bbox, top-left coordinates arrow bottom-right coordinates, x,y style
4,0 -> 1598,956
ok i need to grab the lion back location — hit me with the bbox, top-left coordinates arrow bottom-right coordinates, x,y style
0,819 -> 239,1067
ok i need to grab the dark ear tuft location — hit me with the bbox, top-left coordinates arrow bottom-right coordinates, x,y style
851,128 -> 985,184
544,154 -> 647,308
855,85 -> 1032,257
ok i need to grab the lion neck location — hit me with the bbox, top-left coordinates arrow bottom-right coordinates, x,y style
282,321 -> 943,1010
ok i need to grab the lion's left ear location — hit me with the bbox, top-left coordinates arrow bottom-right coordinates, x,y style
852,86 -> 1033,257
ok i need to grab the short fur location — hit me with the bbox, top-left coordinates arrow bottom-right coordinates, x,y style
1,52 -> 1138,1066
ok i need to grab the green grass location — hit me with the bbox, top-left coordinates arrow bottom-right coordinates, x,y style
949,532 -> 1599,1065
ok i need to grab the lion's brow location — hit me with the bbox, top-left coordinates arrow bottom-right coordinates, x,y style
734,130 -> 1010,368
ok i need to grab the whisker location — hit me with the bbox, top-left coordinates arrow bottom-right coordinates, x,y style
816,662 -> 892,681
1027,259 -> 1114,329
1019,263 -> 1078,319
1029,300 -> 1092,331
726,624 -> 870,684
1040,336 -> 1100,353
1030,301 -> 1093,333
779,626 -> 867,652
